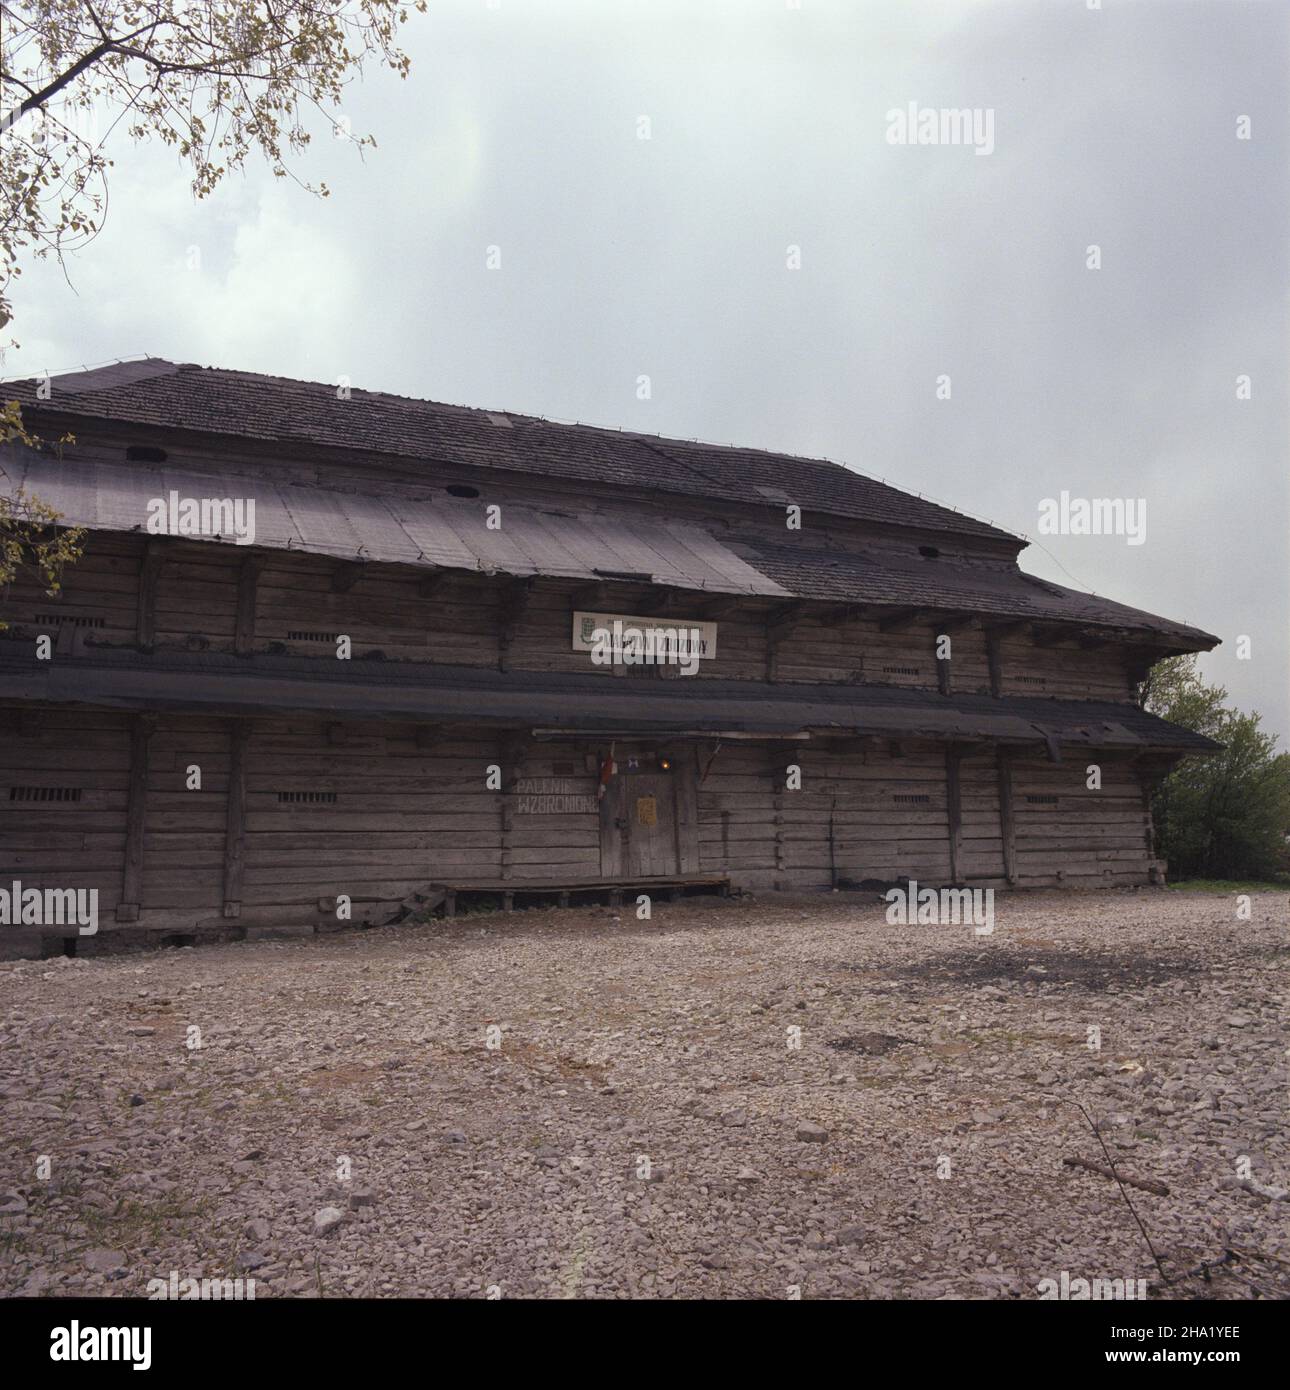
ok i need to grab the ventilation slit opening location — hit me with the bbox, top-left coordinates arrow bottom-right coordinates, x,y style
10,786 -> 83,802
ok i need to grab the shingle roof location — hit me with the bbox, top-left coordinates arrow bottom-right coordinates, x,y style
737,537 -> 1216,645
3,358 -> 1017,541
2,444 -> 791,597
2,358 -> 1219,649
0,647 -> 1220,753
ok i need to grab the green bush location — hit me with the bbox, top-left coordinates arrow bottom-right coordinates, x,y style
1142,655 -> 1290,881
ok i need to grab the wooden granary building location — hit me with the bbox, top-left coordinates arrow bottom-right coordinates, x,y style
0,359 -> 1218,949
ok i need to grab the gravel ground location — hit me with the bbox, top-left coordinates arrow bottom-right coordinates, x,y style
0,888 -> 1286,1300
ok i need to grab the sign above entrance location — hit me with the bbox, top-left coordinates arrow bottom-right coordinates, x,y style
572,611 -> 719,660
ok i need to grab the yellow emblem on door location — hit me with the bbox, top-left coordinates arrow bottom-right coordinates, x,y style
636,795 -> 657,827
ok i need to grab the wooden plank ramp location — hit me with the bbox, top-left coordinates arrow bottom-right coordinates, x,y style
379,874 -> 729,923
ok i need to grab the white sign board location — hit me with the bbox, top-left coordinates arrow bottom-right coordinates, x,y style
572,611 -> 719,660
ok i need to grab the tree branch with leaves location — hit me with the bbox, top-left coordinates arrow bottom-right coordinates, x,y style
0,0 -> 426,614
1,0 -> 426,334
0,399 -> 84,628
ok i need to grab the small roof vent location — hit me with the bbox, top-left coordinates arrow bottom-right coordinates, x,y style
592,568 -> 654,583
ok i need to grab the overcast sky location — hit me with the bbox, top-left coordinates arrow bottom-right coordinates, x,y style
7,0 -> 1287,741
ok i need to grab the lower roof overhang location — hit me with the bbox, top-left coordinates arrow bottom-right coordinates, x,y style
0,648 -> 1220,756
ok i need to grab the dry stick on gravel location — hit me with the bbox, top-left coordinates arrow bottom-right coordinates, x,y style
1053,1096 -> 1171,1288
1227,1245 -> 1290,1271
1176,1249 -> 1280,1300
1062,1155 -> 1170,1197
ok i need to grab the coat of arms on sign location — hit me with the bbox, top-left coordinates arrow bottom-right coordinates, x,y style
636,796 -> 657,826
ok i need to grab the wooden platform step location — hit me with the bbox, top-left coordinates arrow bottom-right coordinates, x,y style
406,874 -> 730,919
379,885 -> 449,927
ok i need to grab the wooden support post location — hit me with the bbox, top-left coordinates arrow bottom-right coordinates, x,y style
502,891 -> 515,912
117,714 -> 156,922
599,760 -> 625,879
986,630 -> 1003,698
499,732 -> 527,880
935,629 -> 951,695
1139,773 -> 1156,858
674,759 -> 700,874
498,579 -> 534,673
136,541 -> 166,651
235,555 -> 264,656
557,890 -> 570,909
222,721 -> 249,917
763,603 -> 803,682
997,747 -> 1018,885
945,745 -> 964,884
770,744 -> 787,887
1135,753 -> 1174,879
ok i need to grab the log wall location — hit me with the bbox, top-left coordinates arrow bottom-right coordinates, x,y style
0,532 -> 1140,702
0,432 -> 1177,950
0,707 -> 1163,946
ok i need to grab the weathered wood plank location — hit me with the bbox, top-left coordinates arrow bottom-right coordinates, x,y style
997,747 -> 1018,884
945,745 -> 964,883
135,541 -> 166,650
221,721 -> 249,917
117,714 -> 156,921
234,554 -> 265,655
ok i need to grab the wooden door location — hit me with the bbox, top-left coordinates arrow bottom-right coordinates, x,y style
623,774 -> 679,877
599,760 -> 700,880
